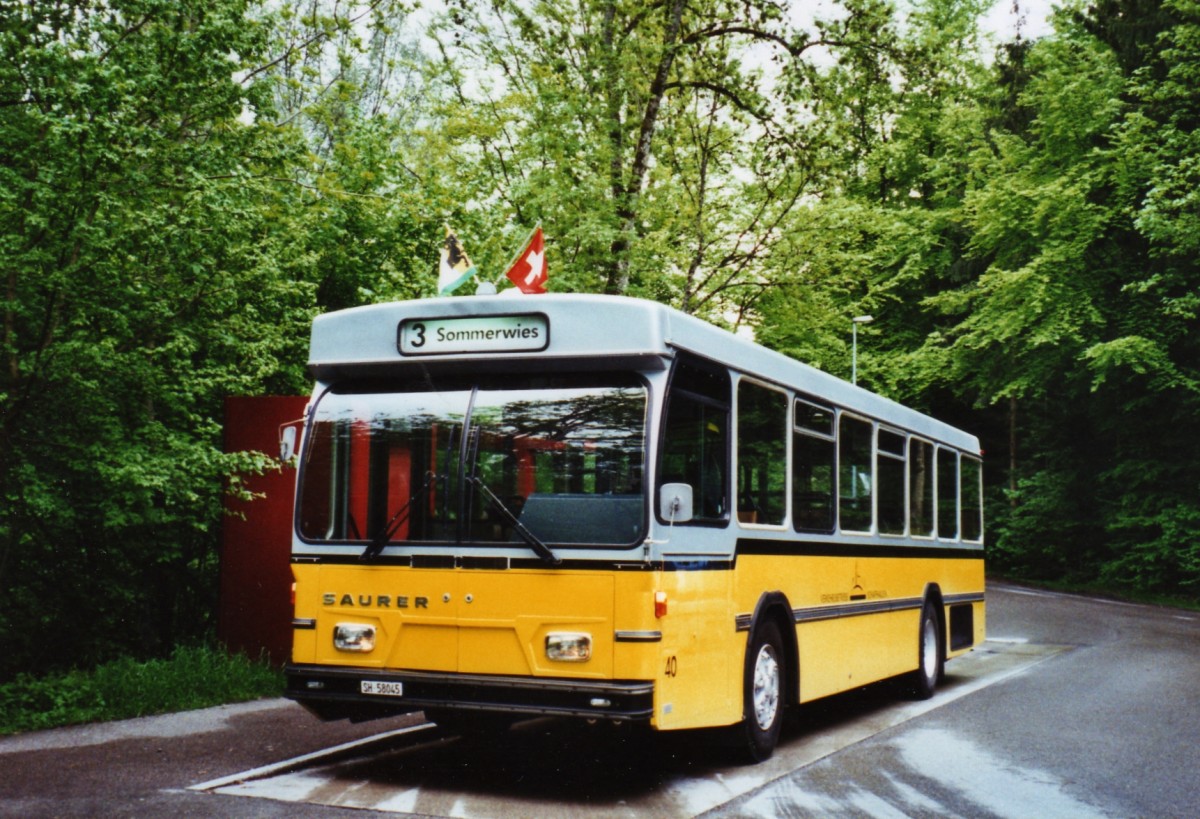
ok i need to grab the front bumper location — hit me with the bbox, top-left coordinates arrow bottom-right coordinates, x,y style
285,663 -> 655,723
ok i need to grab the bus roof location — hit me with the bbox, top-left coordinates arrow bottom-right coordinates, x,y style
309,293 -> 979,453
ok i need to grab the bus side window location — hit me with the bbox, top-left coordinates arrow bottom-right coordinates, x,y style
737,380 -> 787,525
793,398 -> 835,533
909,438 -> 935,537
961,456 -> 983,542
937,447 -> 959,540
298,419 -> 337,540
877,429 -> 907,536
839,414 -> 873,533
659,358 -> 730,523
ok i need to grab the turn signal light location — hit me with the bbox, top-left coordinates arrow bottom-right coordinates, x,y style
655,590 -> 668,619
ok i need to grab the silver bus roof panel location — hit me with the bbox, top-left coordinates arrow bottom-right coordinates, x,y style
307,294 -> 979,453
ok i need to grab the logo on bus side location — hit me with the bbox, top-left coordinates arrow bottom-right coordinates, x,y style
323,593 -> 431,609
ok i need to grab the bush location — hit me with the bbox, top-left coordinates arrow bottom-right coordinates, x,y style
0,645 -> 283,735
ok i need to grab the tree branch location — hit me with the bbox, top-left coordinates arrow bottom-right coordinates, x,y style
681,23 -> 882,59
239,0 -> 390,85
662,79 -> 771,121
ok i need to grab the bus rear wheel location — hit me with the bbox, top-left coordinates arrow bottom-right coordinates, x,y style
733,619 -> 785,763
907,601 -> 943,700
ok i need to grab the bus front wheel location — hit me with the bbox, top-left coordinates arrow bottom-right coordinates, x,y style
734,619 -> 785,763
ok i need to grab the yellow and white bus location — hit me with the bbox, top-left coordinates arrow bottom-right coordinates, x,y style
284,294 -> 984,761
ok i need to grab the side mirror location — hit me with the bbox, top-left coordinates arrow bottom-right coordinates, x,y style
659,483 -> 694,524
279,425 -> 299,462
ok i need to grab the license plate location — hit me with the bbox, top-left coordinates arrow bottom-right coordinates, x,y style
361,680 -> 404,697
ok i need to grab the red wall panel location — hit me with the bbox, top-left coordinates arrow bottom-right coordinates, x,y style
218,395 -> 308,664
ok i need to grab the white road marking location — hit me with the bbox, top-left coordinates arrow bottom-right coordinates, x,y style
993,586 -> 1047,597
188,723 -> 437,791
990,581 -> 1190,613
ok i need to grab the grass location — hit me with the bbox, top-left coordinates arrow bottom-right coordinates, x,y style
0,645 -> 285,736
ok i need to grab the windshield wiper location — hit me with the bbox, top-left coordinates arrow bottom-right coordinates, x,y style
361,471 -> 438,561
469,477 -> 561,566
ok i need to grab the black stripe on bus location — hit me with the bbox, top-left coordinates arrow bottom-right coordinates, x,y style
737,537 -> 985,561
735,596 -> 927,632
291,554 -> 733,572
291,542 -> 983,570
734,593 -> 987,632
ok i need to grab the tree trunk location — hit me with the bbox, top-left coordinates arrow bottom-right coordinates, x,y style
604,0 -> 685,295
1009,395 -> 1018,506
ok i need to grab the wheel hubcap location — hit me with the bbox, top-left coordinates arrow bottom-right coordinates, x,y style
752,644 -> 780,730
921,617 -> 938,682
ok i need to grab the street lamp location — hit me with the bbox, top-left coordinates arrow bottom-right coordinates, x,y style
851,315 -> 874,385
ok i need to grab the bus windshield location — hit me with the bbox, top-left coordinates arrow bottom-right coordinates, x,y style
297,374 -> 647,549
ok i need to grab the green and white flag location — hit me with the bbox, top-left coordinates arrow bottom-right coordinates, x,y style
438,226 -> 476,295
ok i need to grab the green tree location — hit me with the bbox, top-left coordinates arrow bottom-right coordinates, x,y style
755,0 -> 992,385
425,0 -> 901,322
0,0 -> 453,679
802,0 -> 1200,595
1084,0 -> 1200,591
0,0 -> 316,678
263,0 -> 444,307
751,0 -> 1200,597
951,4 -> 1200,592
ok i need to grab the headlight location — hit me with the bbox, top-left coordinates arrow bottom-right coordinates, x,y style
333,623 -> 376,652
545,632 -> 591,662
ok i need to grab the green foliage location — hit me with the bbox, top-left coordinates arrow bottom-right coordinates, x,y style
424,0 -> 903,321
988,468 -> 1101,582
970,6 -> 1200,594
0,0 -> 438,681
753,0 -> 1200,598
0,645 -> 283,735
1,0 -> 304,679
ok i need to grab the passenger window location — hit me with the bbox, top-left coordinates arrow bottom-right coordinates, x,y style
737,381 -> 787,525
937,447 -> 958,539
909,439 -> 935,537
793,399 -> 835,533
961,456 -> 983,542
659,358 -> 730,523
878,429 -> 906,536
839,414 -> 873,532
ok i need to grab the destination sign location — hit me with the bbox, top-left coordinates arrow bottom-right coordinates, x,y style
397,313 -> 550,356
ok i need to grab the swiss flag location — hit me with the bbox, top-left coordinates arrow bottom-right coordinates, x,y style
504,226 -> 547,294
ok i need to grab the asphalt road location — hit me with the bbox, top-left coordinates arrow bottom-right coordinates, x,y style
1,582 -> 1197,818
712,583 -> 1200,818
